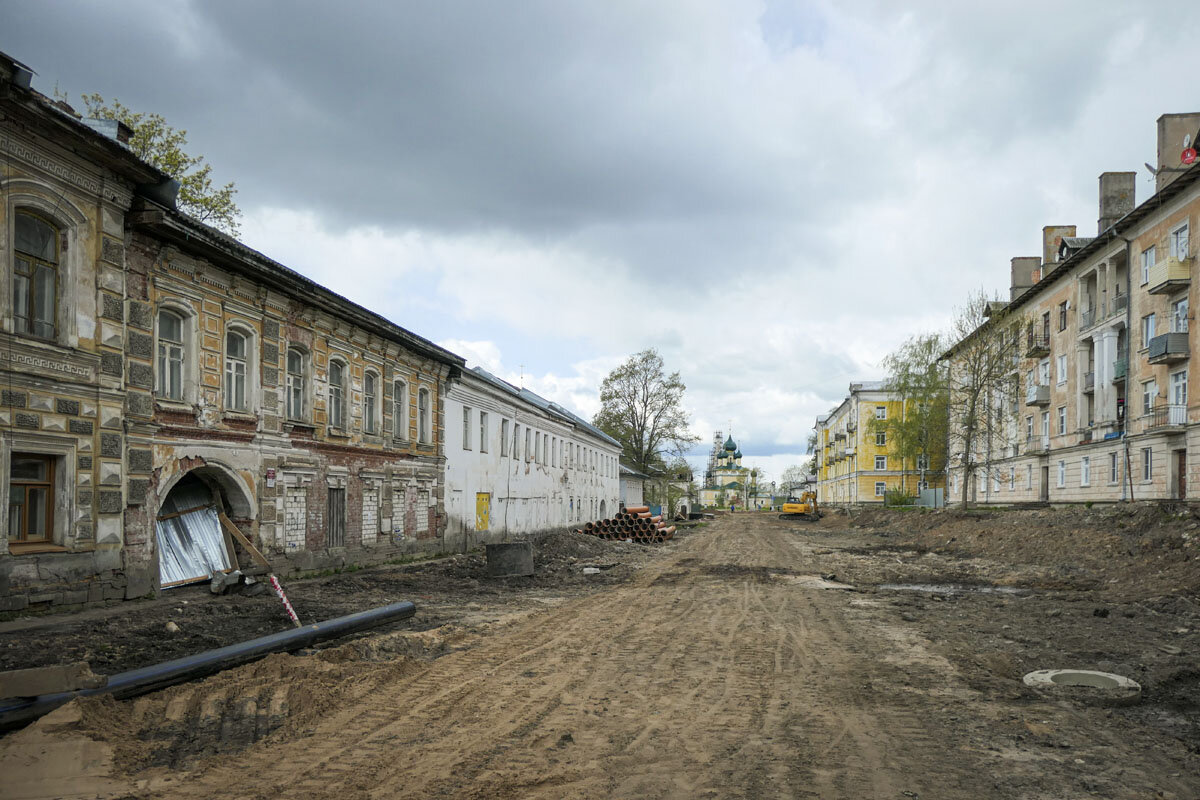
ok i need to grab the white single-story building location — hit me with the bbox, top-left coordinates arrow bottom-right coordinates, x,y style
443,368 -> 621,545
619,464 -> 649,508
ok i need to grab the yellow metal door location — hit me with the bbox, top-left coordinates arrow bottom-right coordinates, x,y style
475,492 -> 490,531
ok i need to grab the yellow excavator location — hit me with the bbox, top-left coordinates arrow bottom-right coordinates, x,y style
779,491 -> 821,521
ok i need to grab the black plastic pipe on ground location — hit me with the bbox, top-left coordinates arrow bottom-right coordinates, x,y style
0,599 -> 417,731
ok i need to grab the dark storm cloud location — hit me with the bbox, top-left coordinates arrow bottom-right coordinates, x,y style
5,0 -> 827,253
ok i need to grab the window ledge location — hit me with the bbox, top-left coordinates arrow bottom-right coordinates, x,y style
223,410 -> 257,422
7,542 -> 68,556
326,427 -> 351,439
155,398 -> 193,413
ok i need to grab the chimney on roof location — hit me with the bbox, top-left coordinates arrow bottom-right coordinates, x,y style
1098,172 -> 1136,233
1010,256 -> 1041,300
1042,225 -> 1076,264
1155,112 -> 1200,193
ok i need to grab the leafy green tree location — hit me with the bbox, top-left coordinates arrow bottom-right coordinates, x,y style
593,349 -> 699,475
870,332 -> 951,491
81,94 -> 241,236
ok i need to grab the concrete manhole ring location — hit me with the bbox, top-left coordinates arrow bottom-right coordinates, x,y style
1022,669 -> 1142,706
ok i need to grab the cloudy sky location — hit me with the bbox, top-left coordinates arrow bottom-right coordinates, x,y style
5,1 -> 1194,480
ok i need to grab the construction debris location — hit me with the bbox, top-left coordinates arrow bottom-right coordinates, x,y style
575,505 -> 677,544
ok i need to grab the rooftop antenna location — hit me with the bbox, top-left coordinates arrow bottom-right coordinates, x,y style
519,364 -> 524,388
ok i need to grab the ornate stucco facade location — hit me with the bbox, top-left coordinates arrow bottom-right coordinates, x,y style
0,53 -> 464,611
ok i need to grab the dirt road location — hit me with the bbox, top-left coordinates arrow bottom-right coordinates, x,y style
4,512 -> 1198,799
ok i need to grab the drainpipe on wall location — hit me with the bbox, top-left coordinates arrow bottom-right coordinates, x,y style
1121,232 -> 1134,501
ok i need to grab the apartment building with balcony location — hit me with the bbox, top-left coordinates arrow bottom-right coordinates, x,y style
944,113 -> 1200,505
813,381 -> 943,505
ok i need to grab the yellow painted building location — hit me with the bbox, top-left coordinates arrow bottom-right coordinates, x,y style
814,381 -> 944,504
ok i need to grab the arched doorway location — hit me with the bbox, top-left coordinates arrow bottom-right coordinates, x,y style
155,462 -> 257,588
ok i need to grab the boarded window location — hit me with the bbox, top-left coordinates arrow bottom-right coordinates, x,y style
327,487 -> 346,547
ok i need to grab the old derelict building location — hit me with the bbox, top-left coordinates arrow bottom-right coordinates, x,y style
1,52 -> 464,611
944,113 -> 1200,504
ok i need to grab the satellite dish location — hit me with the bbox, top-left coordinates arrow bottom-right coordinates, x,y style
1145,162 -> 1159,176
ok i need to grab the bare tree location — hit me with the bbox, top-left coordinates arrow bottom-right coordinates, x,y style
940,290 -> 1025,508
871,333 -> 950,492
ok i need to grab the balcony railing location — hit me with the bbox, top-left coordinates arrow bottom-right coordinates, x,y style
1148,332 -> 1189,364
1024,435 -> 1050,453
1083,371 -> 1095,393
1025,383 -> 1050,406
1147,257 -> 1191,295
1113,293 -> 1128,314
1081,307 -> 1097,330
1112,357 -> 1127,382
1026,330 -> 1050,357
1148,404 -> 1188,428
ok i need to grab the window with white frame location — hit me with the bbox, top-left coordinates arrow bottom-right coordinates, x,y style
156,309 -> 186,401
874,406 -> 887,420
1025,416 -> 1033,440
1080,456 -> 1090,486
874,481 -> 886,497
1041,411 -> 1050,437
1143,447 -> 1153,481
364,371 -> 379,434
543,434 -> 548,465
916,453 -> 929,470
1056,354 -> 1067,385
392,379 -> 407,439
1056,406 -> 1066,435
1173,297 -> 1189,333
1110,452 -> 1119,484
480,412 -> 488,454
417,387 -> 431,444
328,360 -> 347,429
1026,466 -> 1033,490
500,418 -> 509,457
1009,467 -> 1015,490
287,347 -> 308,421
462,406 -> 472,450
875,431 -> 886,446
1143,379 -> 1158,415
224,329 -> 249,411
525,428 -> 532,462
1170,223 -> 1190,260
1141,245 -> 1156,284
1172,369 -> 1188,407
1057,460 -> 1065,487
512,423 -> 520,459
1142,313 -> 1157,347
874,455 -> 886,470
551,436 -> 556,466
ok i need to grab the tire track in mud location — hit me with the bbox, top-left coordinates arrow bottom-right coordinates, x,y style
136,514 -> 997,799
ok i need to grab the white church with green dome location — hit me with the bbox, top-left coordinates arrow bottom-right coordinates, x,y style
698,434 -> 751,508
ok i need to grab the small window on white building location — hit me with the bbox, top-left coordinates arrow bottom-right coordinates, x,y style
1056,406 -> 1066,436
1110,452 -> 1119,484
1143,379 -> 1158,415
874,406 -> 887,420
1143,447 -> 1153,481
1009,467 -> 1015,490
1142,313 -> 1157,347
500,419 -> 510,457
525,428 -> 532,462
462,406 -> 472,450
1056,354 -> 1066,385
1141,244 -> 1156,285
1080,456 -> 1090,487
480,412 -> 489,454
1057,460 -> 1065,488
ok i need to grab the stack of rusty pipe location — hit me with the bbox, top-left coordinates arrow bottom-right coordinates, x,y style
576,505 -> 677,544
